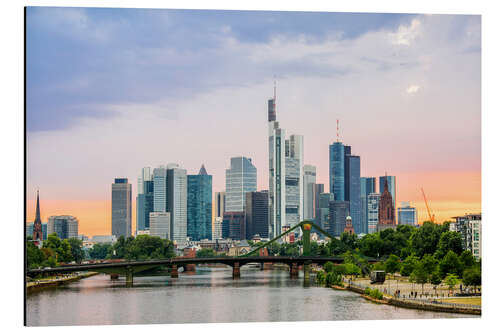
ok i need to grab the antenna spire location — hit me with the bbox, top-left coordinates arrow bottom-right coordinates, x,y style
336,119 -> 340,142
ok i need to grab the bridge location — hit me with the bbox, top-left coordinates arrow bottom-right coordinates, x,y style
27,221 -> 375,286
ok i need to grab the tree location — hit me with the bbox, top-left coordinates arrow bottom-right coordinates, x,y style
408,222 -> 444,258
430,269 -> 442,296
435,231 -> 463,259
67,238 -> 85,263
344,262 -> 361,279
385,254 -> 400,277
43,233 -> 72,263
462,267 -> 481,293
324,261 -> 335,273
444,273 -> 459,296
400,255 -> 418,276
372,262 -> 386,271
26,241 -> 45,269
459,250 -> 475,270
358,233 -> 383,258
196,248 -> 217,258
420,253 -> 438,275
412,261 -> 429,294
439,250 -> 463,278
88,243 -> 113,259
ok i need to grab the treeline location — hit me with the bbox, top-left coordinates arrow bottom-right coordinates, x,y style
27,233 -> 85,269
27,234 -> 175,269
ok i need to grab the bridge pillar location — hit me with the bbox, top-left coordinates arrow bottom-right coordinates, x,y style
125,267 -> 133,287
232,262 -> 240,279
171,264 -> 179,278
303,260 -> 311,283
260,262 -> 264,271
289,262 -> 299,278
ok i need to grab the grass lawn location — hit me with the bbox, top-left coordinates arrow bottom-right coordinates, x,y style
443,297 -> 481,306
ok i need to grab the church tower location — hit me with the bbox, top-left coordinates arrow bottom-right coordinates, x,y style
32,190 -> 43,243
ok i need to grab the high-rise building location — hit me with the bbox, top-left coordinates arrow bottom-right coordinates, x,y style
344,154 -> 361,234
214,192 -> 226,218
268,88 -> 304,237
329,201 -> 350,237
451,213 -> 482,260
313,184 -> 325,226
225,157 -> 257,212
167,165 -> 188,243
378,180 -> 395,231
187,165 -> 213,241
32,190 -> 43,243
360,177 -> 376,234
222,212 -> 246,240
112,178 -> 132,238
318,193 -> 334,233
245,191 -> 269,239
398,202 -> 418,226
379,175 -> 396,214
212,217 -> 223,240
329,142 -> 345,201
153,166 -> 168,212
367,193 -> 381,234
149,212 -> 170,239
47,215 -> 79,239
137,167 -> 154,233
303,165 -> 316,221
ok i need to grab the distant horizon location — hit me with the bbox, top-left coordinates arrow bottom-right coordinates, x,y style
26,8 -> 481,237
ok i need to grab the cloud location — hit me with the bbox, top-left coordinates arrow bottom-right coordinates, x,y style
389,18 -> 422,46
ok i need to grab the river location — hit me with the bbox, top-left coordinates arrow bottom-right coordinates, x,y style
26,267 -> 476,326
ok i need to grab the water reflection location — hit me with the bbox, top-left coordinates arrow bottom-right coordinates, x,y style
26,267 -> 475,326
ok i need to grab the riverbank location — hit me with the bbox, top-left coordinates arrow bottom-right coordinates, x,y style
344,278 -> 481,315
27,272 -> 99,292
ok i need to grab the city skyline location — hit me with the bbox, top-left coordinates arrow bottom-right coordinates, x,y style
26,8 -> 481,236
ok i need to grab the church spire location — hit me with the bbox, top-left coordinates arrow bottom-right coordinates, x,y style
33,189 -> 43,242
35,189 -> 41,223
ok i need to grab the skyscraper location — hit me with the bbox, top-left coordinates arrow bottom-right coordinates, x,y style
318,192 -> 334,233
245,191 -> 269,239
214,192 -> 226,218
149,212 -> 170,239
32,190 -> 43,243
47,215 -> 79,239
187,164 -> 213,241
225,157 -> 257,212
153,166 -> 168,213
360,177 -> 376,234
378,180 -> 395,230
398,202 -> 418,226
379,175 -> 396,212
222,211 -> 246,240
313,183 -> 325,226
137,167 -> 154,233
112,178 -> 132,238
303,165 -> 316,221
329,142 -> 345,201
268,87 -> 304,237
344,154 -> 361,233
367,193 -> 381,234
329,201 -> 350,237
167,165 -> 188,243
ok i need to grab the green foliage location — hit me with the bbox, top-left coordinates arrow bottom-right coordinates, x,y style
420,253 -> 438,275
196,248 -> 217,258
439,250 -> 463,278
344,262 -> 361,277
412,261 -> 429,286
88,243 -> 113,259
462,267 -> 481,290
400,255 -> 418,276
324,261 -> 335,273
435,231 -> 463,259
444,273 -> 459,291
369,288 -> 384,300
459,250 -> 475,269
67,238 -> 85,263
316,271 -> 326,285
430,269 -> 442,287
408,222 -> 447,258
372,262 -> 386,271
109,235 -> 175,260
325,271 -> 343,287
365,287 -> 371,295
384,254 -> 400,274
42,233 -> 72,263
26,241 -> 45,269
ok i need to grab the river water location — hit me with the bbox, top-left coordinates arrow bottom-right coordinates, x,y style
26,267 -> 475,326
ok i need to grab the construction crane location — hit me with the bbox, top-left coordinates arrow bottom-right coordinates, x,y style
420,188 -> 435,223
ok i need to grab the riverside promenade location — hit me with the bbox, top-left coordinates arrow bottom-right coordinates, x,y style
344,277 -> 481,315
27,271 -> 99,292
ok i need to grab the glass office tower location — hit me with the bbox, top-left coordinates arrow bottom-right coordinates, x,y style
187,165 -> 213,241
360,177 -> 376,234
329,142 -> 345,201
225,156 -> 257,212
112,178 -> 132,238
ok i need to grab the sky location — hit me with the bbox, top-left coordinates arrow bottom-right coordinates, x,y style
25,7 -> 481,236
